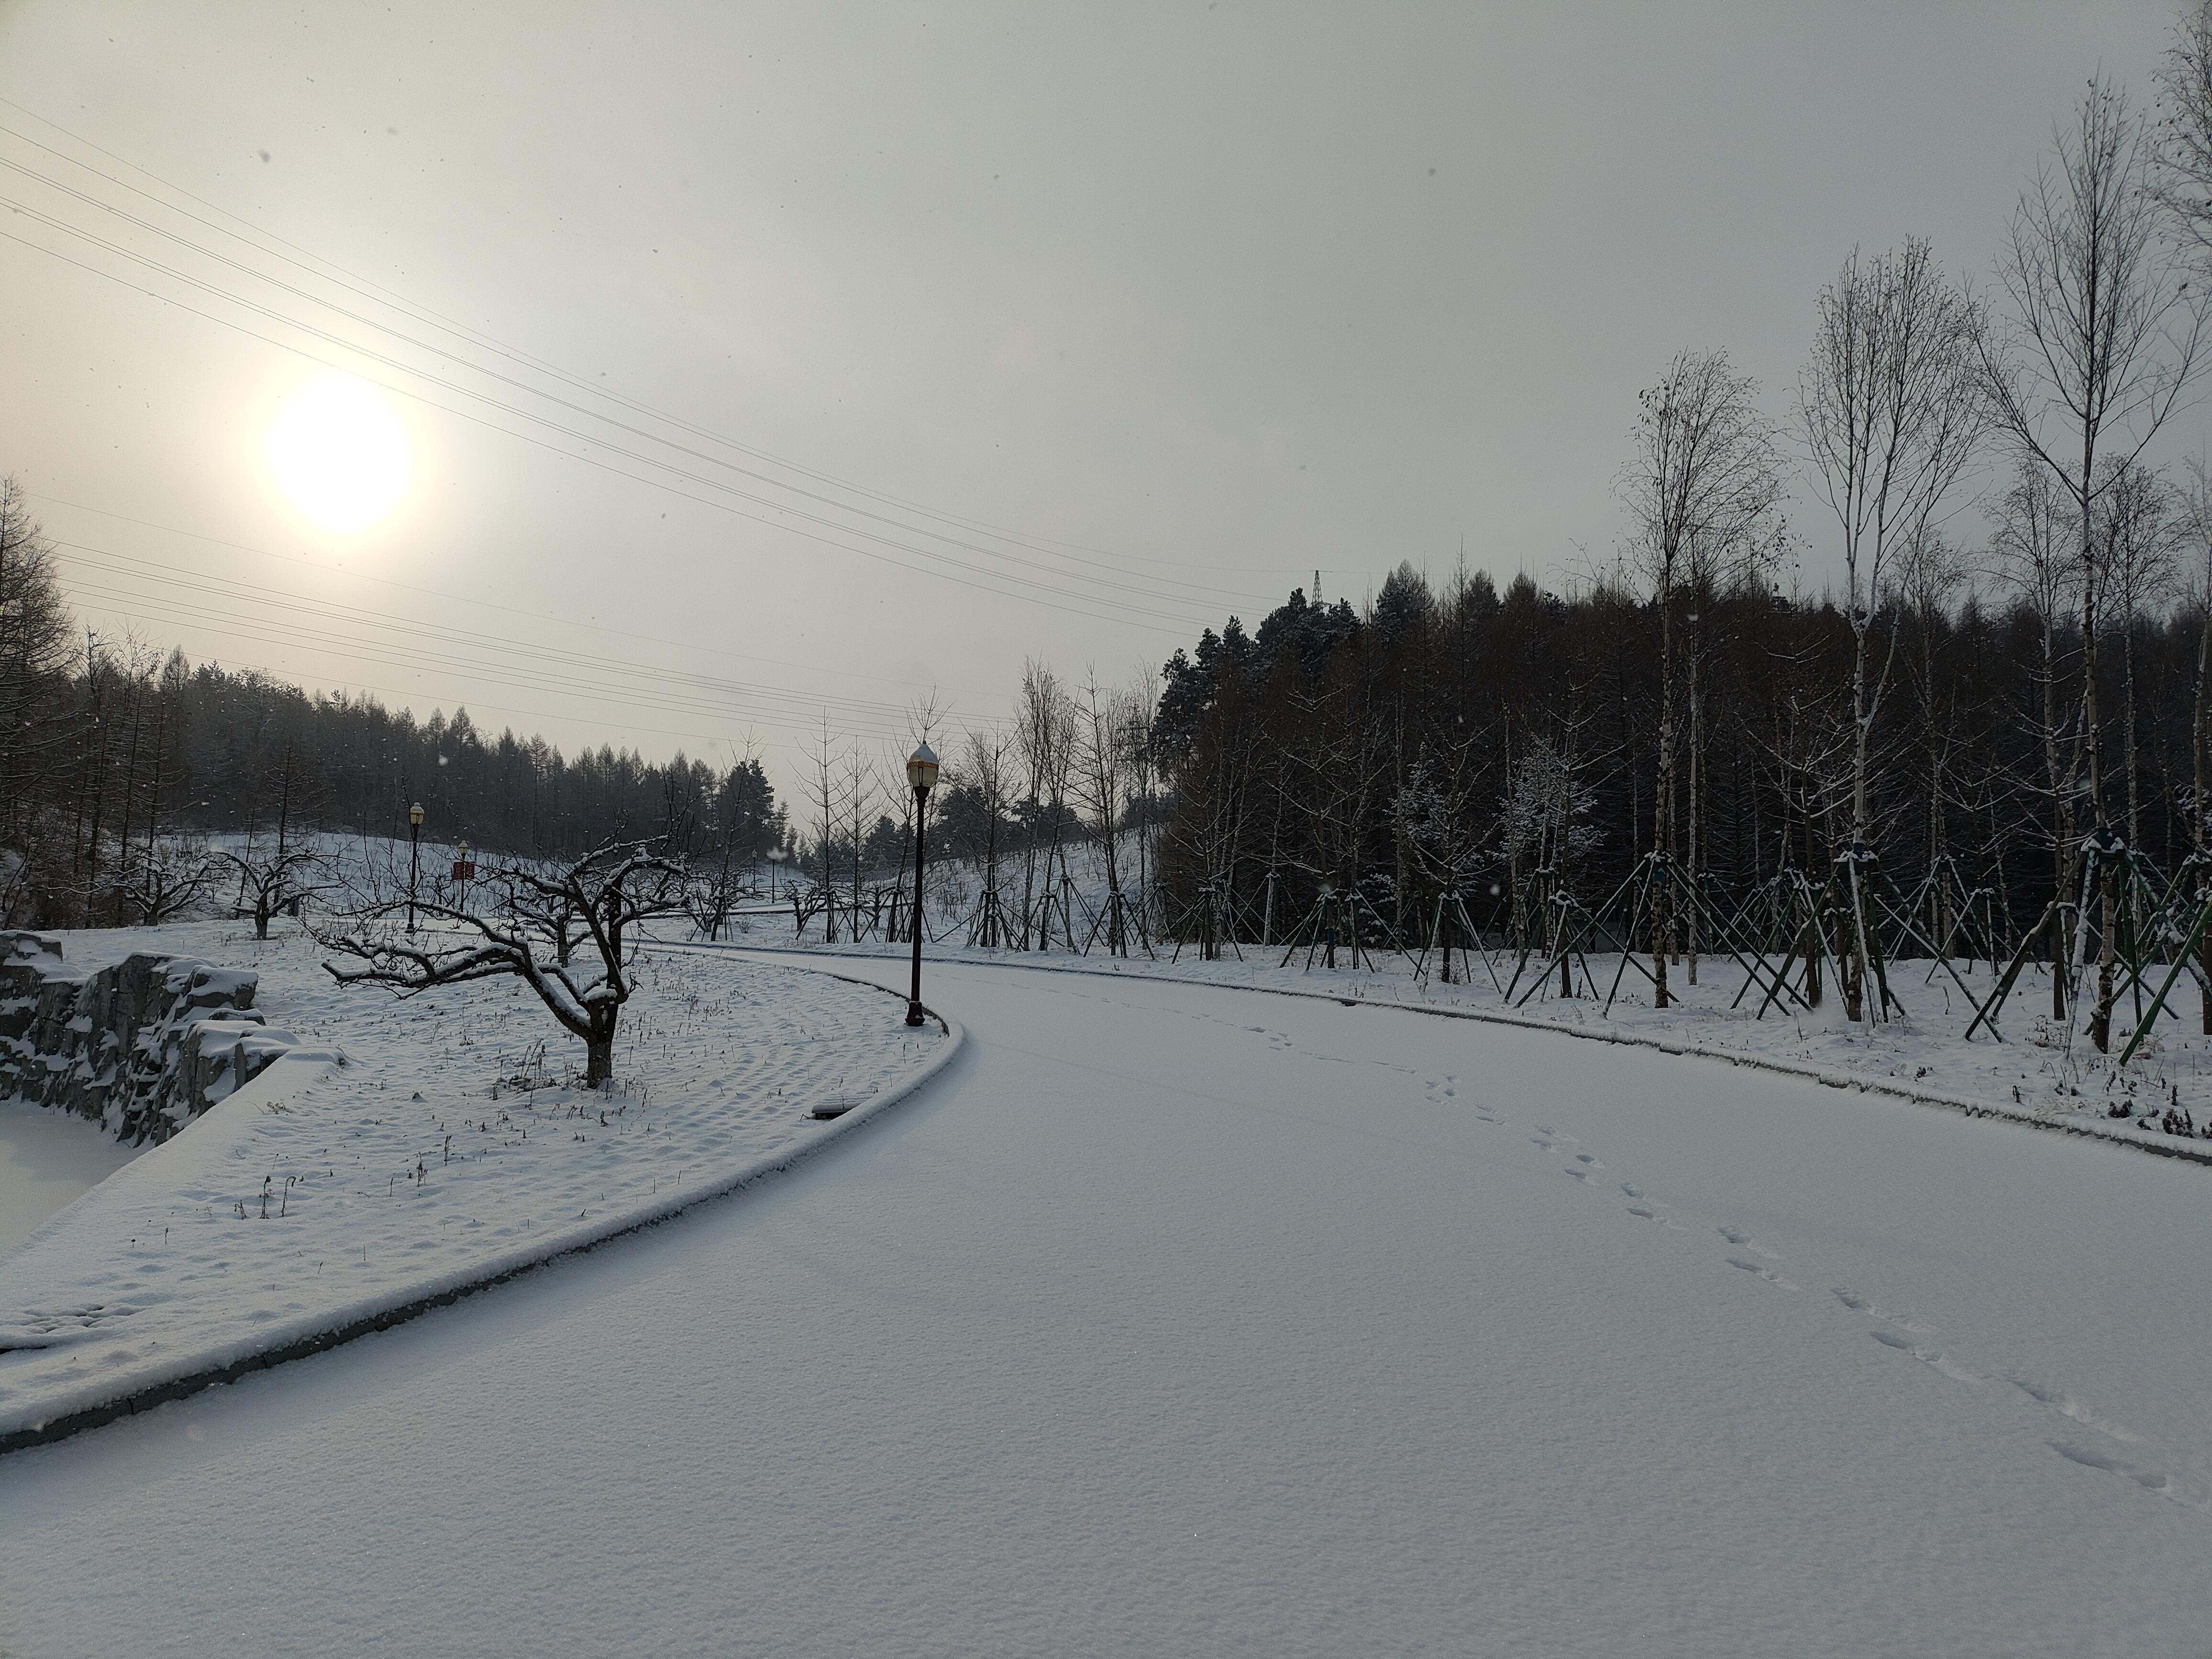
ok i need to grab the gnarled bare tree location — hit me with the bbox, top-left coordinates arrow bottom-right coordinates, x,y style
319,841 -> 686,1087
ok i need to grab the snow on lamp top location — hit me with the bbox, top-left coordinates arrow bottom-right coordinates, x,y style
906,743 -> 940,793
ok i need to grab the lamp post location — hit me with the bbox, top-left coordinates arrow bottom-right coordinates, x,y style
407,802 -> 424,933
767,846 -> 785,900
904,742 -> 939,1026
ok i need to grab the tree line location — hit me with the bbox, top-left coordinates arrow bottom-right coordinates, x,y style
0,479 -> 787,930
1145,23 -> 2212,1051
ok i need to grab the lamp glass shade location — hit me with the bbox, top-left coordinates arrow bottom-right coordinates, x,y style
906,742 -> 940,792
409,803 -> 424,826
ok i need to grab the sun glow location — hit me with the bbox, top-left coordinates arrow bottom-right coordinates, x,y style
267,376 -> 411,532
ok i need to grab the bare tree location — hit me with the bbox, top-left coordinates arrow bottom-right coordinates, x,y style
841,738 -> 879,937
1016,659 -> 1076,949
1617,348 -> 1787,1006
2185,460 -> 2212,856
124,835 -> 216,925
0,479 -> 74,919
803,715 -> 840,940
2096,457 -> 2182,849
1894,528 -> 1970,941
320,841 -> 686,1087
961,722 -> 1016,946
2183,459 -> 2212,1030
2155,0 -> 2212,254
1074,668 -> 1134,954
213,839 -> 325,940
1983,76 -> 2208,1048
1990,459 -> 2083,1018
1800,238 -> 1985,855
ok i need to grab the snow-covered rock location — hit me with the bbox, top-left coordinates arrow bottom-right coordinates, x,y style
0,932 -> 301,1145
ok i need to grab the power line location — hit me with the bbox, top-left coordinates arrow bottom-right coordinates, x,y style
53,537 -> 1002,738
0,98 -> 1300,579
0,151 -> 1278,612
35,492 -> 1009,704
55,575 -> 978,749
0,207 -> 1218,630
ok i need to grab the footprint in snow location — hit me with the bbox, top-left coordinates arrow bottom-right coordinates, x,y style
2012,1377 -> 2140,1443
1832,1287 -> 1935,1334
1727,1256 -> 1801,1291
1717,1225 -> 1781,1261
1869,1328 -> 1978,1382
2051,1441 -> 2169,1491
1620,1183 -> 1643,1198
1626,1205 -> 1658,1220
1565,1167 -> 1589,1181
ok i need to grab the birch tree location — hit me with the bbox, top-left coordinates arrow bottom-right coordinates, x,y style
1983,76 -> 2208,1049
1617,349 -> 1786,1007
1799,238 -> 1984,854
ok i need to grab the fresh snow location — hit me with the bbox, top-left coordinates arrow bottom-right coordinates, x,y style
1,951 -> 2206,1655
0,1098 -> 143,1258
753,916 -> 2212,1161
0,921 -> 952,1443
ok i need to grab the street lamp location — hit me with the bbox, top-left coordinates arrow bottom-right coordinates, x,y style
767,845 -> 786,899
904,741 -> 939,1026
407,802 -> 424,934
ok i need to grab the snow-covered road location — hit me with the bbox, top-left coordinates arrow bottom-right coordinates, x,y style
2,955 -> 2205,1656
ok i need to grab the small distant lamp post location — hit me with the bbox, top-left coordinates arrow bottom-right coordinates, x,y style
904,742 -> 940,1026
768,846 -> 786,899
407,802 -> 425,934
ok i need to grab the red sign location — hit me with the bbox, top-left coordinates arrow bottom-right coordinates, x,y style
452,861 -> 476,881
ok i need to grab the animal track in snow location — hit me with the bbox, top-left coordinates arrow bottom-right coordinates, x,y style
1626,1205 -> 1657,1220
1573,1153 -> 1599,1166
1620,1183 -> 1642,1198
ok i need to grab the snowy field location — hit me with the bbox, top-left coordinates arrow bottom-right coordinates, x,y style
748,913 -> 2212,1161
0,921 -> 953,1445
1,950 -> 2206,1656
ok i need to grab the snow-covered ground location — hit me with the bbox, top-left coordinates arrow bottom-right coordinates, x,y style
0,1099 -> 143,1257
0,921 -> 953,1445
0,950 -> 2203,1656
743,914 -> 2212,1161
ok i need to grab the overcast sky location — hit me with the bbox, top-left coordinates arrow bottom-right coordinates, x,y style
0,1 -> 2193,799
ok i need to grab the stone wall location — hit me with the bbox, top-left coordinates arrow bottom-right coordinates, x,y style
0,932 -> 302,1146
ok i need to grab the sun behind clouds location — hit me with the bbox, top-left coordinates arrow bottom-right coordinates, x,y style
266,375 -> 410,533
